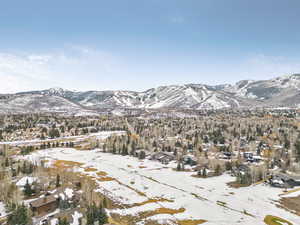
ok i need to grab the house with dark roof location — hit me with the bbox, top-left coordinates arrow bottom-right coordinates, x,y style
151,152 -> 175,164
30,194 -> 58,216
269,173 -> 300,188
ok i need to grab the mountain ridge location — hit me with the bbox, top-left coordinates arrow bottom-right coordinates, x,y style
1,74 -> 299,114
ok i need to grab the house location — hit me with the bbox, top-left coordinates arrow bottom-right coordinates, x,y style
243,152 -> 254,162
220,152 -> 233,160
243,152 -> 262,163
30,195 -> 58,216
252,155 -> 263,163
182,155 -> 197,166
151,152 -> 175,164
268,174 -> 300,188
134,149 -> 150,159
232,165 -> 251,176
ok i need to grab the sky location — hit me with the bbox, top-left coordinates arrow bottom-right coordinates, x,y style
0,0 -> 300,93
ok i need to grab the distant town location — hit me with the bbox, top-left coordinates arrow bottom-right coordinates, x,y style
0,108 -> 299,225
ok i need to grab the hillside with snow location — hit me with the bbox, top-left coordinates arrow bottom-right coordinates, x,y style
0,74 -> 299,113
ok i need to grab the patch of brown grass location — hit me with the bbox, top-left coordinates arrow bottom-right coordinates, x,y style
96,171 -> 108,176
132,198 -> 174,207
138,207 -> 185,219
84,167 -> 98,172
108,217 -> 127,225
151,207 -> 185,215
53,160 -> 83,169
279,196 -> 300,216
97,177 -> 115,182
178,219 -> 207,225
263,215 -> 293,225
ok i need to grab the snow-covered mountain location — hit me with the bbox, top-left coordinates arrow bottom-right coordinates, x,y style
224,74 -> 300,106
137,84 -> 243,109
0,74 -> 299,114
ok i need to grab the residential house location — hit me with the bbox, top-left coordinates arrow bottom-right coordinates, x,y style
30,195 -> 58,216
269,174 -> 300,188
151,152 -> 175,164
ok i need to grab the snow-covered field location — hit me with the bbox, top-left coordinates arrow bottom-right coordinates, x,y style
22,147 -> 300,225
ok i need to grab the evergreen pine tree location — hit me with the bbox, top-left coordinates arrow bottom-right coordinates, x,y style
56,174 -> 61,187
5,157 -> 9,167
24,179 -> 33,197
58,217 -> 69,225
176,163 -> 181,171
98,205 -> 108,225
7,204 -> 31,225
202,168 -> 207,177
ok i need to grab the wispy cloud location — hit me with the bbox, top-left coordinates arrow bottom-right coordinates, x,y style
0,52 -> 54,93
0,46 -> 120,93
241,54 -> 300,80
1,46 -> 300,94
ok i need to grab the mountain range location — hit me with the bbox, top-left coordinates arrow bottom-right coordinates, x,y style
1,74 -> 299,114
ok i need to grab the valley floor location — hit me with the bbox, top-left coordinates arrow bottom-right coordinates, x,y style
22,147 -> 300,225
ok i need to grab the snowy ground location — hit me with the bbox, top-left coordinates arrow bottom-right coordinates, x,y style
0,202 -> 7,218
70,211 -> 83,225
21,147 -> 300,225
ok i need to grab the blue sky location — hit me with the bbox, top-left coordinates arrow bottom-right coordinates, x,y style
0,0 -> 300,93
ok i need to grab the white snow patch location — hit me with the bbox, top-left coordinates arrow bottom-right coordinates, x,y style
71,211 -> 83,225
0,202 -> 7,218
16,176 -> 37,187
50,218 -> 58,225
65,188 -> 74,199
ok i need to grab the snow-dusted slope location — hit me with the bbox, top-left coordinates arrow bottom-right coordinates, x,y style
0,74 -> 299,113
139,84 -> 241,109
0,94 -> 91,114
227,74 -> 300,99
224,74 -> 300,107
70,90 -> 141,108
